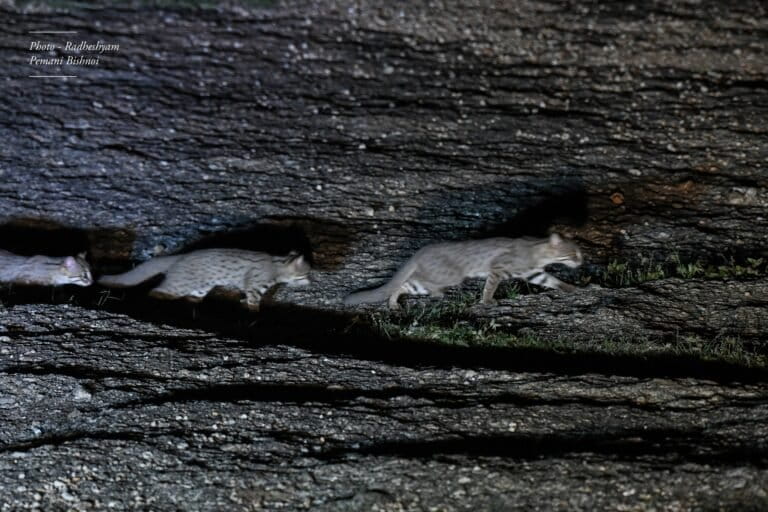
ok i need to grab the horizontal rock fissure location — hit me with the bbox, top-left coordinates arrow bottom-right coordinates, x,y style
3,292 -> 768,383
319,429 -> 768,468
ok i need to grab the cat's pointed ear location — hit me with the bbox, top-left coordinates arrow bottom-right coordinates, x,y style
548,233 -> 563,246
282,251 -> 305,266
76,252 -> 87,261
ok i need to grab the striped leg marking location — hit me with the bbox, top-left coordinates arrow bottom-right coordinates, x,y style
527,272 -> 575,292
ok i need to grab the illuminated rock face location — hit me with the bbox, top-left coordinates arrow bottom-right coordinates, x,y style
1,1 -> 766,510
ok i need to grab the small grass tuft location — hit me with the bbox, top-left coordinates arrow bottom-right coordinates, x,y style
504,284 -> 521,301
704,257 -> 765,279
362,293 -> 768,369
603,257 -> 665,286
602,253 -> 767,287
671,254 -> 704,279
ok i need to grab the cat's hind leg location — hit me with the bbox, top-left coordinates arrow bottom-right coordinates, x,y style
388,285 -> 408,309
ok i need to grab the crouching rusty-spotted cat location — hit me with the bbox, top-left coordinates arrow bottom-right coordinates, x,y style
99,249 -> 310,311
0,249 -> 92,286
344,234 -> 582,309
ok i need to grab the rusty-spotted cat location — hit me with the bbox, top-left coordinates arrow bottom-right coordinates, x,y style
99,249 -> 310,311
344,234 -> 582,309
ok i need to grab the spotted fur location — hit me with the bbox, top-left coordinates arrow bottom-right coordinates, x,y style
99,249 -> 310,311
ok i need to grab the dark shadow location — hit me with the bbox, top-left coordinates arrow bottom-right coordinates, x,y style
181,222 -> 313,263
479,181 -> 589,239
318,428 -> 768,468
360,176 -> 591,251
0,218 -> 135,265
0,219 -> 92,257
175,217 -> 354,270
87,227 -> 138,267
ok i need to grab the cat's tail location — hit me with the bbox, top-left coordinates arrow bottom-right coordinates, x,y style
343,285 -> 392,306
98,255 -> 181,287
343,259 -> 416,306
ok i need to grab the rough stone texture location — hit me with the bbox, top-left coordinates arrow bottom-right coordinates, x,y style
1,304 -> 768,510
1,0 -> 767,510
472,278 -> 768,344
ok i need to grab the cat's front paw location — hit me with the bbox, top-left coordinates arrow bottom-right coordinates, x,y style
479,298 -> 498,307
558,282 -> 577,293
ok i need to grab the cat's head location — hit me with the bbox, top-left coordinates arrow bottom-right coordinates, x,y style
56,252 -> 93,286
278,251 -> 311,286
540,233 -> 583,268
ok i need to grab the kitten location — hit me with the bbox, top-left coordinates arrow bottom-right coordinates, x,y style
0,250 -> 92,286
98,249 -> 310,311
344,234 -> 582,309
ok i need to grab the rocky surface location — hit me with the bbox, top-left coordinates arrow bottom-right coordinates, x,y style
1,303 -> 767,510
472,278 -> 768,344
1,0 -> 767,509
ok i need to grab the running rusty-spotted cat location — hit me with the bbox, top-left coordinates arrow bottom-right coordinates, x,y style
344,234 -> 582,309
99,249 -> 310,311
